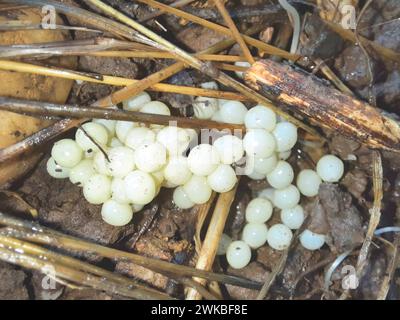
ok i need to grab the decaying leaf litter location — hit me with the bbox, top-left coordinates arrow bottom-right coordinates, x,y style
0,0 -> 399,300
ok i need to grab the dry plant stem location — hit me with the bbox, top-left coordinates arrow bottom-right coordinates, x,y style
0,60 -> 247,101
186,183 -> 239,300
139,0 -> 195,22
7,0 -> 158,47
0,213 -> 261,290
137,0 -> 298,61
212,0 -> 254,64
0,97 -> 245,131
195,193 -> 217,255
0,235 -> 172,300
245,60 -> 400,152
0,22 -> 102,33
340,151 -> 383,300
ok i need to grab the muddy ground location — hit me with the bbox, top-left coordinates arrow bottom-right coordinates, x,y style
0,0 -> 399,300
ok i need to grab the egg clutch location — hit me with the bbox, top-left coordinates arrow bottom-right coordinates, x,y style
47,83 -> 344,269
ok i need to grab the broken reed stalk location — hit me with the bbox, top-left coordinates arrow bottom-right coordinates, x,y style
186,183 -> 239,300
212,0 -> 254,64
0,212 -> 262,290
0,97 -> 244,131
0,235 -> 172,300
0,60 -> 247,101
194,192 -> 217,255
245,60 -> 400,152
86,0 -> 318,136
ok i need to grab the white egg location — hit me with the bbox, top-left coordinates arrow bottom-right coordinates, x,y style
93,150 -> 111,176
46,157 -> 70,179
234,61 -> 251,78
115,121 -> 138,142
132,203 -> 144,213
216,233 -> 232,255
140,100 -> 171,116
123,91 -> 151,111
207,164 -> 237,193
211,110 -> 223,122
173,186 -> 195,209
243,129 -> 276,158
93,119 -> 116,138
246,153 -> 277,175
124,170 -> 156,205
244,105 -> 276,131
242,222 -> 269,249
246,171 -> 266,180
134,142 -> 167,173
296,169 -> 322,197
109,137 -> 124,147
219,101 -> 248,124
300,229 -> 326,250
111,177 -> 130,204
226,240 -> 251,269
156,126 -> 190,157
258,188 -> 275,202
316,154 -> 344,182
280,205 -> 305,229
187,144 -> 220,176
164,156 -> 192,185
75,122 -> 109,153
273,122 -> 298,152
278,150 -> 291,160
273,184 -> 300,210
266,160 -> 294,189
125,127 -> 156,150
69,159 -> 95,186
267,224 -> 293,250
245,198 -> 273,223
193,96 -> 219,120
83,174 -> 112,204
183,175 -> 212,204
51,139 -> 83,168
213,135 -> 244,165
107,146 -> 136,178
200,81 -> 218,90
101,199 -> 133,226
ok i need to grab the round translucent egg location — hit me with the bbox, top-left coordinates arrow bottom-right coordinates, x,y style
258,188 -> 275,202
280,205 -> 305,229
156,126 -> 190,157
46,157 -> 70,179
111,177 -> 130,204
296,169 -> 322,197
101,199 -> 133,226
207,164 -> 237,193
316,154 -> 344,182
273,184 -> 300,210
123,92 -> 151,111
183,175 -> 212,204
219,101 -> 248,124
244,105 -> 276,131
75,122 -> 108,153
125,127 -> 156,150
243,129 -> 276,158
266,160 -> 294,189
213,135 -> 244,165
115,121 -> 138,142
245,198 -> 273,223
69,159 -> 95,186
134,142 -> 167,173
187,144 -> 220,176
93,119 -> 116,138
164,156 -> 192,185
272,122 -> 298,152
299,229 -> 326,250
266,224 -> 293,250
246,153 -> 277,175
242,223 -> 269,249
173,186 -> 195,209
124,170 -> 156,205
193,96 -> 219,120
83,174 -> 112,205
226,240 -> 251,269
140,101 -> 171,116
51,139 -> 83,168
107,146 -> 136,178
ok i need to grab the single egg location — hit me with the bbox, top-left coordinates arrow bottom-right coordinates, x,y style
200,81 -> 218,90
226,240 -> 251,269
316,154 -> 344,182
245,198 -> 273,223
173,186 -> 195,209
193,96 -> 219,120
216,233 -> 232,255
213,135 -> 244,165
75,122 -> 109,153
266,224 -> 293,250
266,160 -> 294,189
297,169 -> 322,197
101,199 -> 133,226
123,92 -> 151,111
244,105 -> 276,131
125,127 -> 156,150
83,174 -> 112,204
299,229 -> 326,250
187,144 -> 220,176
69,159 -> 95,186
207,164 -> 237,193
46,157 -> 70,179
111,177 -> 130,204
246,153 -> 277,175
140,100 -> 171,116
156,126 -> 190,157
51,139 -> 83,168
183,175 -> 212,204
164,156 -> 192,185
246,170 -> 266,180
242,222 -> 269,249
115,121 -> 139,142
243,129 -> 276,158
219,101 -> 248,124
272,122 -> 298,152
280,205 -> 305,229
273,184 -> 300,210
134,142 -> 167,173
107,146 -> 136,178
124,170 -> 156,205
